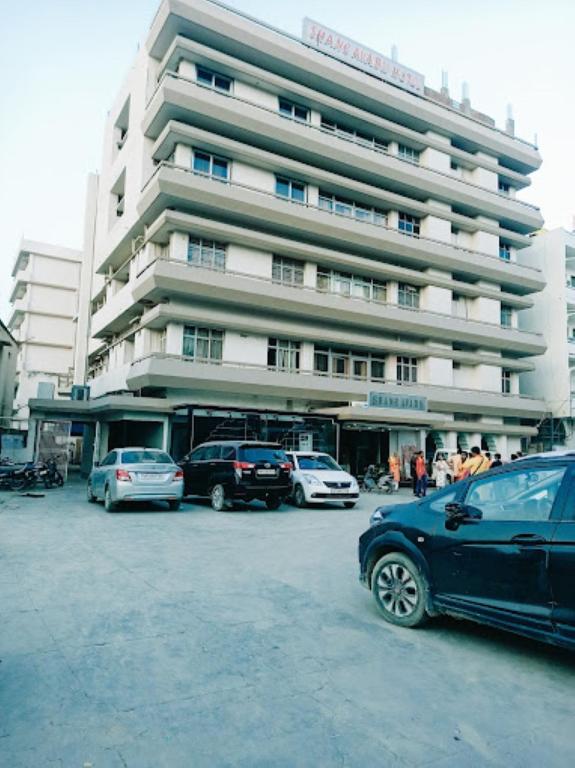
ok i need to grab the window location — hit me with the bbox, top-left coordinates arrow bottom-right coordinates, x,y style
398,212 -> 420,237
276,176 -> 306,203
318,191 -> 386,226
465,467 -> 566,521
196,65 -> 232,93
501,369 -> 512,394
278,97 -> 309,122
500,305 -> 513,328
320,117 -> 388,153
398,144 -> 420,164
313,346 -> 385,380
268,338 -> 300,371
428,488 -> 458,513
398,283 -> 420,309
498,179 -> 510,195
182,326 -> 223,361
100,451 -> 118,467
397,356 -> 418,383
121,450 -> 172,464
272,256 -> 304,287
188,237 -> 226,270
114,97 -> 130,152
193,150 -> 229,180
499,241 -> 511,261
316,268 -> 386,303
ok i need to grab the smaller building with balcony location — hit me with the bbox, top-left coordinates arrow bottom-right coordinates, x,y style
520,228 -> 575,449
7,239 -> 82,426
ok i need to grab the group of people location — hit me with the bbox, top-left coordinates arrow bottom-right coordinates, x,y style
405,446 -> 521,498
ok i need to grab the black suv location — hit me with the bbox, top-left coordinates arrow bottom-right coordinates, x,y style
179,441 -> 292,510
359,453 -> 575,650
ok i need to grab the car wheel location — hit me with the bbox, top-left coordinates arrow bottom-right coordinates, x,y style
293,484 -> 307,508
104,486 -> 117,512
265,495 -> 281,510
168,500 -> 181,511
87,481 -> 97,503
211,484 -> 229,511
343,501 -> 356,509
371,552 -> 428,628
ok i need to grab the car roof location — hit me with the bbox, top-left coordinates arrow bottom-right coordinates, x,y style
116,447 -> 164,452
197,441 -> 282,448
515,451 -> 575,462
289,451 -> 330,456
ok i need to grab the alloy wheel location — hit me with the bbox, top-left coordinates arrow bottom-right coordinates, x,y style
376,562 -> 419,618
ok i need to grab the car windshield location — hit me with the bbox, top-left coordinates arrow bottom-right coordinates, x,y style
297,454 -> 341,471
239,447 -> 288,463
121,450 -> 173,465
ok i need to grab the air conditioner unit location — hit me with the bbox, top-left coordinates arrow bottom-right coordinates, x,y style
71,385 -> 90,402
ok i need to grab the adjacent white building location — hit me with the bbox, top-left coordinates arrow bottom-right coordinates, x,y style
33,0 -> 548,472
8,239 -> 82,424
520,228 -> 575,449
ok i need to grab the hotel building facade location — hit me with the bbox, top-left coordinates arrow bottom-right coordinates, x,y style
42,0 -> 547,472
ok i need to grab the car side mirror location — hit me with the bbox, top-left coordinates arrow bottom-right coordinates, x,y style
93,461 -> 100,468
445,501 -> 482,529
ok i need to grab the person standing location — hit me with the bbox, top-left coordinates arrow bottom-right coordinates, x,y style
434,453 -> 449,489
448,450 -> 464,482
461,446 -> 490,477
490,453 -> 503,468
410,452 -> 418,495
388,452 -> 400,493
415,452 -> 428,497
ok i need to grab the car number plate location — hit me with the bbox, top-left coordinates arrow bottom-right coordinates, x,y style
256,469 -> 276,476
138,473 -> 167,481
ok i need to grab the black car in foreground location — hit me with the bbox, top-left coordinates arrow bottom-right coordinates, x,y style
359,453 -> 575,650
178,441 -> 292,510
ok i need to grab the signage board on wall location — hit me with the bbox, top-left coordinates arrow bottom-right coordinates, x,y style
302,18 -> 425,96
368,392 -> 428,412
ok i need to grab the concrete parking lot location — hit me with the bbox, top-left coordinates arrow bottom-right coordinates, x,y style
1,480 -> 574,767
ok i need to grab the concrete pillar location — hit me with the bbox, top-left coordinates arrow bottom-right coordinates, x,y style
303,262 -> 317,289
170,232 -> 189,262
174,143 -> 192,167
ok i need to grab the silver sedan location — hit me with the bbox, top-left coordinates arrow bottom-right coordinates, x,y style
87,447 -> 184,511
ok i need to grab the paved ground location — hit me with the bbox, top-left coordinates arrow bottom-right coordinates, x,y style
1,480 -> 574,768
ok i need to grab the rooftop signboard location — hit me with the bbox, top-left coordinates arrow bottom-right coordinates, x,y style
302,18 -> 425,96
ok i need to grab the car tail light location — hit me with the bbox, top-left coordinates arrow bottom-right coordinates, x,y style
116,469 -> 131,482
233,461 -> 255,470
280,462 -> 293,471
174,469 -> 184,480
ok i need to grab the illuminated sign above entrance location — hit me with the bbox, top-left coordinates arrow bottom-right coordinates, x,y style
302,18 -> 425,96
368,392 -> 428,412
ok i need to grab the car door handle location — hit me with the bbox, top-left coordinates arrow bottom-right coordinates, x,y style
511,534 -> 547,546
209,462 -> 217,467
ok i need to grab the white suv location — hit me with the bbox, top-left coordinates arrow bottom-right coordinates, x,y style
286,451 -> 359,508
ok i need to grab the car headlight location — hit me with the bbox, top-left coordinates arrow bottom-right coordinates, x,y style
350,478 -> 359,490
370,507 -> 391,527
303,473 -> 322,485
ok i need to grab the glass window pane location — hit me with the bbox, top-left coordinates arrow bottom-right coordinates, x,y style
317,272 -> 330,291
193,152 -> 211,174
294,105 -> 308,121
371,360 -> 385,380
466,468 -> 566,522
276,178 -> 290,197
319,195 -> 333,211
196,67 -> 213,86
291,183 -> 305,203
212,158 -> 228,179
214,75 -> 231,92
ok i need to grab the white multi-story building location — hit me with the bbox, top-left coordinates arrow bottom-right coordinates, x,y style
520,228 -> 575,450
8,239 -> 82,423
59,0 -> 547,471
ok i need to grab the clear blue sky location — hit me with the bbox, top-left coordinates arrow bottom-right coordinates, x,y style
1,0 -> 573,322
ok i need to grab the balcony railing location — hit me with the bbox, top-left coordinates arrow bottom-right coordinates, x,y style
129,352 -> 541,402
132,254 -> 544,342
141,161 -> 543,275
148,70 -> 541,212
